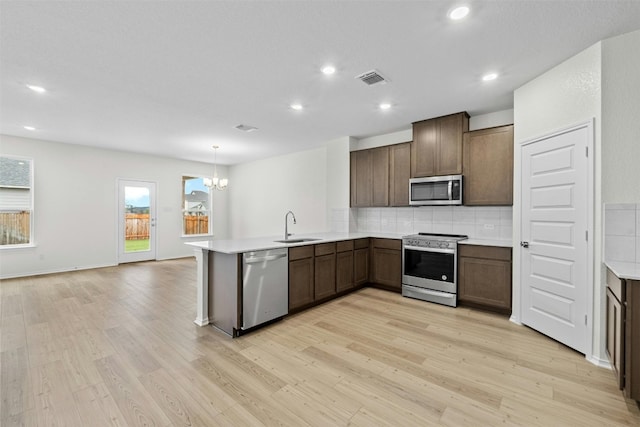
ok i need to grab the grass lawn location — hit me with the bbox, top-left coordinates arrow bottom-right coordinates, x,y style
125,239 -> 150,252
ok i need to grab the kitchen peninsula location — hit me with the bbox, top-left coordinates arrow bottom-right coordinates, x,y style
187,232 -> 382,336
186,232 -> 512,337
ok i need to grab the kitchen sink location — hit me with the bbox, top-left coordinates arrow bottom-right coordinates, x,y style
273,238 -> 321,244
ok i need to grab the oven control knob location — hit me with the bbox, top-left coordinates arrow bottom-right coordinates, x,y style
442,275 -> 447,281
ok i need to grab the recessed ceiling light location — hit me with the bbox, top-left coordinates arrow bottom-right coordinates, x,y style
482,73 -> 499,81
23,125 -> 36,131
290,103 -> 303,111
379,103 -> 392,110
448,6 -> 470,20
26,84 -> 46,93
321,65 -> 336,75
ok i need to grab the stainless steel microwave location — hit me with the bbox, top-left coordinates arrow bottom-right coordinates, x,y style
409,175 -> 463,206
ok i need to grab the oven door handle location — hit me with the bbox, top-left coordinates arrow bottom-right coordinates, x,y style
403,245 -> 454,254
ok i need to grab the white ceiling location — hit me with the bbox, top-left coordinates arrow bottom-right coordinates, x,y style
2,1 -> 640,166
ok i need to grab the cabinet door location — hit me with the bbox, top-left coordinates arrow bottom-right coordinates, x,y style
606,288 -> 625,389
289,258 -> 314,310
336,251 -> 354,292
371,146 -> 390,206
436,113 -> 467,175
350,150 -> 372,207
463,125 -> 514,205
390,142 -> 411,206
458,256 -> 511,313
411,119 -> 437,178
314,254 -> 336,300
371,247 -> 401,290
354,248 -> 369,286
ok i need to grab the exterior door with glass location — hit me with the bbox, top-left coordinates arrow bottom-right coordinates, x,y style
118,180 -> 156,263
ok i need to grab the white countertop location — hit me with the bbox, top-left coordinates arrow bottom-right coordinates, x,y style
459,238 -> 513,248
185,232 -> 403,254
186,232 -> 511,254
604,261 -> 640,281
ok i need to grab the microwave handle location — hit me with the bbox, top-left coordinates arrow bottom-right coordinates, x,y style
447,181 -> 453,200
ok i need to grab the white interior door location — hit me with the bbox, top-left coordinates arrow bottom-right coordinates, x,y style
520,124 -> 590,354
118,180 -> 156,263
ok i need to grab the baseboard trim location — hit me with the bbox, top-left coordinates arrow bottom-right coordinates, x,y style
0,263 -> 116,280
509,315 -> 522,325
588,355 -> 612,369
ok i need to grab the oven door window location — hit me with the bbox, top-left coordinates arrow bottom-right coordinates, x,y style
404,249 -> 454,283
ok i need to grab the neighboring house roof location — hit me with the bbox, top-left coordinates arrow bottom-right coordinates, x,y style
185,190 -> 209,210
0,157 -> 30,188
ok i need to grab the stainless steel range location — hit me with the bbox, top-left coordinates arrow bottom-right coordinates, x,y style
402,233 -> 468,307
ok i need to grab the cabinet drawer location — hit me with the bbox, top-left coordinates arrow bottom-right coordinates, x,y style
607,268 -> 625,302
289,245 -> 314,261
336,240 -> 354,253
315,242 -> 336,256
354,238 -> 370,249
458,244 -> 511,261
371,238 -> 401,250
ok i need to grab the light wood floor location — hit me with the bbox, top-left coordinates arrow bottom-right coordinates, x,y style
2,258 -> 640,426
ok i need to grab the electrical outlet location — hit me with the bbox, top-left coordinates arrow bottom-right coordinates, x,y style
483,223 -> 495,230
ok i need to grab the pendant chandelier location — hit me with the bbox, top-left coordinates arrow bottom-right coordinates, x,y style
203,145 -> 228,190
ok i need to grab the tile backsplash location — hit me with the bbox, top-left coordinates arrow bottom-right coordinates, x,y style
349,206 -> 513,240
604,203 -> 640,263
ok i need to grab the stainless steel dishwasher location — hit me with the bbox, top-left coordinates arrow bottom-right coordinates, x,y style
242,248 -> 288,330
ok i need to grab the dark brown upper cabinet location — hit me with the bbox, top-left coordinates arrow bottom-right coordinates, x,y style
411,112 -> 469,178
389,142 -> 411,207
463,125 -> 514,206
350,143 -> 410,208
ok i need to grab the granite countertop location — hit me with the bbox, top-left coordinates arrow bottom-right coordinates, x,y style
185,232 -> 512,254
604,261 -> 640,281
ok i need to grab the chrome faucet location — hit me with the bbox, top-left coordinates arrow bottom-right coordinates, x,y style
284,210 -> 297,240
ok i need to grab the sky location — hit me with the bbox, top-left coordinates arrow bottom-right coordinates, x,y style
125,186 -> 150,207
125,178 -> 208,208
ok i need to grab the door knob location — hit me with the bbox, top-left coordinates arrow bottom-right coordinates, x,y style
521,241 -> 529,248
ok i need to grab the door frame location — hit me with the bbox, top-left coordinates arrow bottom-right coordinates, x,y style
517,119 -> 595,361
116,178 -> 158,264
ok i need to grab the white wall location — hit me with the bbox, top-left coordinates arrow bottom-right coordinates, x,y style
227,146 -> 328,239
513,42 -> 603,363
602,29 -> 640,203
0,134 -> 229,278
326,137 -> 353,232
469,109 -> 514,131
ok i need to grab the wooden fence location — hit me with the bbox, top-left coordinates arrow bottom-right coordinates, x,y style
184,215 -> 209,235
0,211 -> 30,245
125,213 -> 149,240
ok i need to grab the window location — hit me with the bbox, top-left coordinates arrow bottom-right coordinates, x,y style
182,176 -> 211,236
0,156 -> 34,247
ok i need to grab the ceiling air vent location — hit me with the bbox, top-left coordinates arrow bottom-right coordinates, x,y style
234,124 -> 258,132
355,69 -> 388,86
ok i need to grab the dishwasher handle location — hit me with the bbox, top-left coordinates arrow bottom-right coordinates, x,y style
244,253 -> 287,264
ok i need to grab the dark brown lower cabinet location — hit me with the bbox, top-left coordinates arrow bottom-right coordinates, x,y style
606,268 -> 640,401
288,256 -> 314,311
336,250 -> 355,293
606,285 -> 624,389
458,245 -> 512,314
313,243 -> 336,300
370,238 -> 402,291
354,239 -> 370,286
